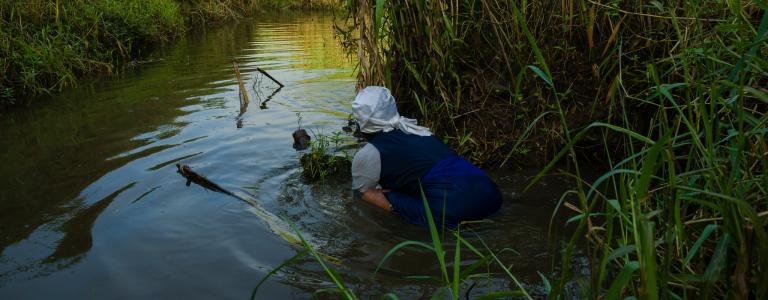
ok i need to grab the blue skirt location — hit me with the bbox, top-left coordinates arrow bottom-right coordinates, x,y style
384,156 -> 502,228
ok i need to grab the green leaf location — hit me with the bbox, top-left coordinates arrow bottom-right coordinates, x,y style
418,182 -> 450,284
459,256 -> 493,279
605,261 -> 640,300
703,234 -> 731,284
638,222 -> 659,298
527,65 -> 553,88
607,199 -> 621,213
500,111 -> 553,167
743,86 -> 768,103
452,227 -> 461,300
607,244 -> 637,262
374,0 -> 385,36
635,132 -> 671,200
250,250 -> 308,300
566,213 -> 601,224
537,271 -> 551,294
289,223 -> 356,299
509,0 -> 551,81
684,224 -> 718,266
586,169 -> 642,202
525,122 -> 655,192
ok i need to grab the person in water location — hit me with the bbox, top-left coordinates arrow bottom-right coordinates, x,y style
351,86 -> 502,227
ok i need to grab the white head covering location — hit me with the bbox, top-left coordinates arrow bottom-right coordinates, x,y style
352,86 -> 432,136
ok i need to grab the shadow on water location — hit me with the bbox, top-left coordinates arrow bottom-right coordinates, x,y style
0,11 -> 588,299
0,10 -> 264,254
44,182 -> 136,264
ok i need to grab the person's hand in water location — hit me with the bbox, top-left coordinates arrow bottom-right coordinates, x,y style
360,188 -> 393,211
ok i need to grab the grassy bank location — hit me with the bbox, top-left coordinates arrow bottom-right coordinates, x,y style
0,0 -> 337,108
337,0 -> 767,298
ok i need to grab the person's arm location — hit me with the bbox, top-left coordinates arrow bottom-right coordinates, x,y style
352,144 -> 393,212
360,188 -> 393,211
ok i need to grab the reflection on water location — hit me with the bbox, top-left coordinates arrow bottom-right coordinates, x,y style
0,12 -> 585,299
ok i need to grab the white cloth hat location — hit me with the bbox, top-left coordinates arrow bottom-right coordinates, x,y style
352,86 -> 432,136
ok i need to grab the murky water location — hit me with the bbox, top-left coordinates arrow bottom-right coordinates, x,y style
0,12 -> 585,299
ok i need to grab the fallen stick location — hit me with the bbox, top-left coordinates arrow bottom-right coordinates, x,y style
176,163 -> 344,266
177,164 -> 239,198
232,59 -> 250,105
257,67 -> 285,88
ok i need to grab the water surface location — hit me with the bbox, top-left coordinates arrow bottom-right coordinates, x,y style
0,12 -> 584,299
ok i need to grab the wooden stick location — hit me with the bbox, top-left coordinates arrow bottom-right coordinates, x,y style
232,59 -> 250,105
177,164 -> 236,197
257,67 -> 285,87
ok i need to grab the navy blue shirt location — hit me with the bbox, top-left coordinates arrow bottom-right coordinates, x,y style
367,130 -> 456,195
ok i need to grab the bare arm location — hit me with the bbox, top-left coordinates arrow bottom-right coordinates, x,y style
360,188 -> 393,211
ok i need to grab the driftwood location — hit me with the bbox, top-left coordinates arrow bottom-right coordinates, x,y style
177,164 -> 238,197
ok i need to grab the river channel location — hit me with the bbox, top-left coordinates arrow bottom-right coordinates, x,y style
0,12 -> 586,299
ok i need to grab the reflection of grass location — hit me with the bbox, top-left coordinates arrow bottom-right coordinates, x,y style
251,188 -> 538,299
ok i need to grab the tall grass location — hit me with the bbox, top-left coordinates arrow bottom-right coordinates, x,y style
0,0 -> 339,108
339,0 -> 768,298
0,0 -> 184,106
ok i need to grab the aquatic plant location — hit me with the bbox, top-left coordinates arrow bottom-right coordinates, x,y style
300,131 -> 352,181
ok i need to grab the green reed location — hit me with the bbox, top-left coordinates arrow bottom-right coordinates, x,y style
338,0 -> 767,298
530,3 -> 768,299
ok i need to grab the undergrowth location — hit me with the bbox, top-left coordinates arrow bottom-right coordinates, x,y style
334,0 -> 767,298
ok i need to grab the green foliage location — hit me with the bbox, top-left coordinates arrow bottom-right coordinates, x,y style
527,8 -> 768,298
340,0 -> 767,166
342,0 -> 768,298
0,0 -> 184,106
300,132 -> 352,181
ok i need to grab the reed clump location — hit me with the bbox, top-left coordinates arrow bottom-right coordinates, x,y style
300,133 -> 352,181
341,0 -> 767,298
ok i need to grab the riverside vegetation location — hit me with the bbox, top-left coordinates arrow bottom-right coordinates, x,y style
290,0 -> 765,299
0,0 -> 336,107
4,0 -> 765,298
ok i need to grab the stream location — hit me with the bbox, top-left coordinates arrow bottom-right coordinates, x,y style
0,12 -> 586,299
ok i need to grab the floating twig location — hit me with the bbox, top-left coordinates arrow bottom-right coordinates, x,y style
257,67 -> 285,87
